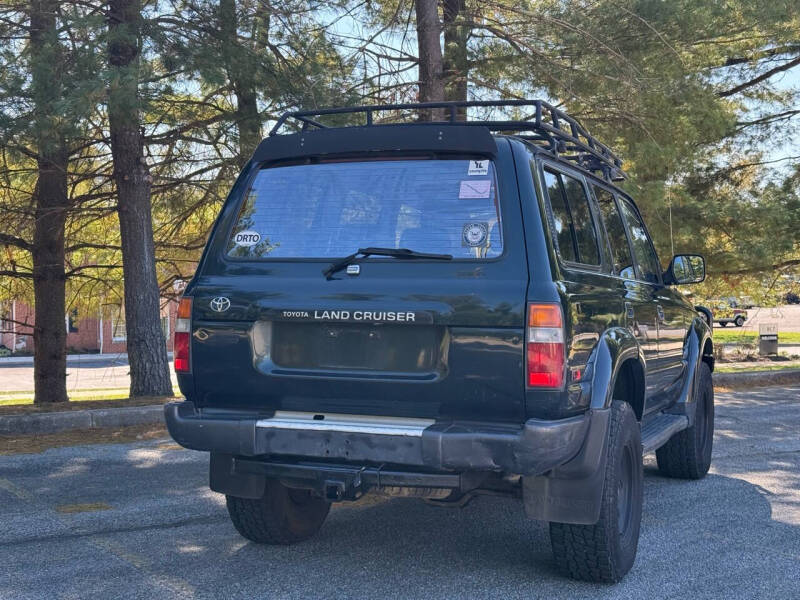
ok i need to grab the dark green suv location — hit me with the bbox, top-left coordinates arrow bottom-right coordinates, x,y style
165,100 -> 714,583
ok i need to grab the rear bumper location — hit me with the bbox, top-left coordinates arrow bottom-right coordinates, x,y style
165,401 -> 607,477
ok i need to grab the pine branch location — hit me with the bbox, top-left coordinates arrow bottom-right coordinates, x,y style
0,233 -> 32,251
719,55 -> 800,97
715,259 -> 800,276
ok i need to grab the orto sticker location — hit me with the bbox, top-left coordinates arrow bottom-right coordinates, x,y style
459,180 -> 492,199
468,160 -> 489,176
462,222 -> 489,247
233,230 -> 261,246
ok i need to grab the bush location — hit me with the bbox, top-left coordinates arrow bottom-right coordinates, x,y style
784,292 -> 800,305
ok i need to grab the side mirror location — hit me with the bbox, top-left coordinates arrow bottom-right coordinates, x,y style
667,254 -> 705,285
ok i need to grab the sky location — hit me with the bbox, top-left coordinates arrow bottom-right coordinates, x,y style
761,65 -> 800,167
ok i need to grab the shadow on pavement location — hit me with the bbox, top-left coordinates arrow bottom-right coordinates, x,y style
1,440 -> 798,599
1,386 -> 799,599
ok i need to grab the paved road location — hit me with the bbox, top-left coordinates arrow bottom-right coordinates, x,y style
1,386 -> 799,599
0,355 -> 178,395
740,304 -> 800,332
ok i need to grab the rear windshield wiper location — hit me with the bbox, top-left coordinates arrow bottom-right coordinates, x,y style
323,247 -> 453,278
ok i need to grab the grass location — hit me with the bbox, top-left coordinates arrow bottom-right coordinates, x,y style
0,390 -> 130,406
0,423 -> 169,455
716,363 -> 800,374
0,393 -> 180,413
713,329 -> 800,344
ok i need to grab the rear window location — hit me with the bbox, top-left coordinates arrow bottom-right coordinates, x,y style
226,159 -> 503,259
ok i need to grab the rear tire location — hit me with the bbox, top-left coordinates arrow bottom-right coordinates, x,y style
734,315 -> 745,327
549,401 -> 643,583
656,362 -> 714,479
226,479 -> 331,544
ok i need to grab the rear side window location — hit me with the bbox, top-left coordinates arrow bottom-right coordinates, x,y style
617,197 -> 662,284
542,168 -> 600,266
593,186 -> 635,280
225,159 -> 502,259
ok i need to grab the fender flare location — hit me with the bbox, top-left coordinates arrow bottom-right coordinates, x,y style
695,316 -> 714,371
586,326 -> 646,414
695,305 -> 713,329
666,316 -> 713,426
522,327 -> 644,525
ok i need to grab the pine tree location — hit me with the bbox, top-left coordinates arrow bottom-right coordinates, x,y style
108,0 -> 172,397
28,0 -> 69,403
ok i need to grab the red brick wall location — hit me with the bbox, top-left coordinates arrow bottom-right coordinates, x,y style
0,301 -> 34,352
66,317 -> 100,352
100,315 -> 128,354
2,298 -> 178,355
163,299 -> 177,352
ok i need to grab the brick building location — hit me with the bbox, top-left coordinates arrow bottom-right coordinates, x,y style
0,299 -> 178,355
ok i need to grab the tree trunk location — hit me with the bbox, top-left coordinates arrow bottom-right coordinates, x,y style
108,0 -> 172,397
219,0 -> 262,165
442,0 -> 469,119
414,0 -> 445,120
30,0 -> 68,404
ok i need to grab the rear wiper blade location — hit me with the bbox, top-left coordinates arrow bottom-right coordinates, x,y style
323,247 -> 453,278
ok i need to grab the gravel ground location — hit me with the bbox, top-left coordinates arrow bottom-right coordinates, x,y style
1,386 -> 799,599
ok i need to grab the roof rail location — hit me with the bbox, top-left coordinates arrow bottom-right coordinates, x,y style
269,100 -> 626,181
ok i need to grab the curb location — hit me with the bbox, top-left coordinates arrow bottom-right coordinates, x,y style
714,368 -> 800,388
0,405 -> 164,435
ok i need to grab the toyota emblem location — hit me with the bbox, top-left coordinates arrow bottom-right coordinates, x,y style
209,296 -> 231,313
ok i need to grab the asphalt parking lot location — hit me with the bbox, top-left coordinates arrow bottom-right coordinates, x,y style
1,386 -> 799,599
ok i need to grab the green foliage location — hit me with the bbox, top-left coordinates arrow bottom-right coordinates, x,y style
465,0 -> 800,294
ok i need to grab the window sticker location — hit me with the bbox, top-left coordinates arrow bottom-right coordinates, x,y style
468,160 -> 489,176
462,222 -> 489,247
233,230 -> 262,247
459,180 -> 492,199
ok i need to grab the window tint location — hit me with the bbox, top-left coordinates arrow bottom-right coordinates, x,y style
226,159 -> 502,259
617,197 -> 661,284
543,170 -> 576,262
561,175 -> 600,265
542,168 -> 600,265
594,187 -> 635,279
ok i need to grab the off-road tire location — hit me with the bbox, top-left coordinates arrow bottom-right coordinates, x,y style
734,315 -> 745,327
549,401 -> 643,583
226,480 -> 331,545
656,362 -> 714,479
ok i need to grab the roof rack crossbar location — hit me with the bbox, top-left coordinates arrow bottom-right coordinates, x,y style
268,100 -> 625,180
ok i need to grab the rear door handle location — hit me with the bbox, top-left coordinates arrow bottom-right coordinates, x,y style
625,302 -> 634,319
657,305 -> 665,321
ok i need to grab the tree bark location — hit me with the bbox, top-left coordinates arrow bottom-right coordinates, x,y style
414,0 -> 445,120
442,0 -> 469,118
30,0 -> 68,404
219,0 -> 262,165
108,0 -> 172,397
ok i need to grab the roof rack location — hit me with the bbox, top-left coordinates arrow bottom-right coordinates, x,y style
269,100 -> 626,181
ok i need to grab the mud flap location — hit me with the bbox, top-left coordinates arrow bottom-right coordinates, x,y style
210,453 -> 265,499
522,407 -> 610,525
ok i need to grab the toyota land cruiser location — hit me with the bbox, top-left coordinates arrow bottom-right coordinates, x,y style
165,100 -> 715,583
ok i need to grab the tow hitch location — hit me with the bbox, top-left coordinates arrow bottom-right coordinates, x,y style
233,458 -> 464,502
323,480 -> 350,501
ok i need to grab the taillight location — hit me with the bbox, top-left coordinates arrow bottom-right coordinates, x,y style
526,303 -> 565,388
174,296 -> 192,373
